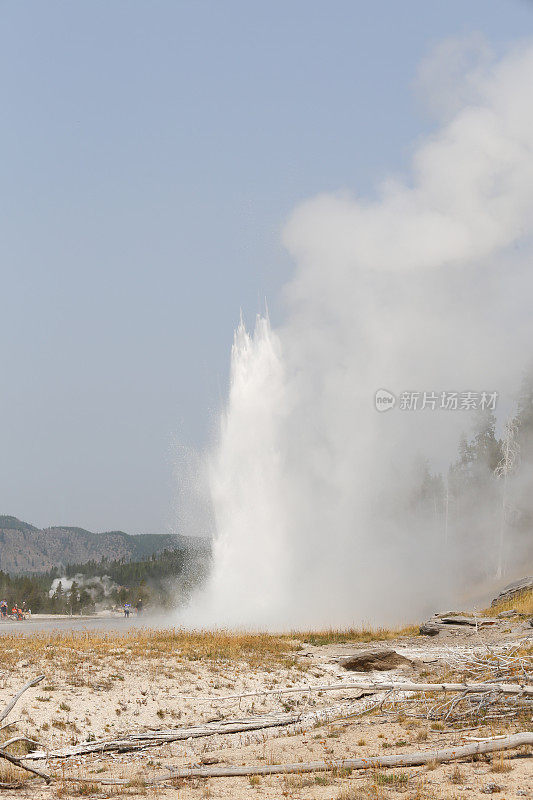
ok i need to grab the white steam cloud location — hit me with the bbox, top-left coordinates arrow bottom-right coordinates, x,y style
49,574 -> 117,600
184,38 -> 533,629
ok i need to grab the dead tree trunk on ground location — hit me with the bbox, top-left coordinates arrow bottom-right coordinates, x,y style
168,732 -> 533,779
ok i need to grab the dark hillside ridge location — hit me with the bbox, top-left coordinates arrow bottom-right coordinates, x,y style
0,516 -> 208,574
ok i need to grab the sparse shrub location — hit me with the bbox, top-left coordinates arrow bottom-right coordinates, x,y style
491,755 -> 512,773
56,782 -> 100,797
315,774 -> 335,786
373,770 -> 409,787
337,786 -> 366,800
126,776 -> 147,789
450,765 -> 464,784
72,783 -> 100,796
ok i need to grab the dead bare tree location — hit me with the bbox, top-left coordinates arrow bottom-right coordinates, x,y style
495,417 -> 520,578
166,733 -> 533,779
0,675 -> 50,783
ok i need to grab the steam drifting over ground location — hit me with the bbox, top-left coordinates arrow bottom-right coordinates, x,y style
182,39 -> 533,629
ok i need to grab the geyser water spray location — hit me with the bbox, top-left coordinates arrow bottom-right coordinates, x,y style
182,40 -> 533,629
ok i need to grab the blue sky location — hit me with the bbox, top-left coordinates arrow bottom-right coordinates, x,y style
1,0 -> 532,534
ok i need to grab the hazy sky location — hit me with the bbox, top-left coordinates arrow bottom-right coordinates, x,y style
1,1 -> 532,534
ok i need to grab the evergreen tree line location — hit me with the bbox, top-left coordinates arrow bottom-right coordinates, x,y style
0,546 -> 209,615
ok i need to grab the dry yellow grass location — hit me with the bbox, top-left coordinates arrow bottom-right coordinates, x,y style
0,760 -> 27,786
296,625 -> 419,646
0,628 -> 299,670
0,624 -> 419,672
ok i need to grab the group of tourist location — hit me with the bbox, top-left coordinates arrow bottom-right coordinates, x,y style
0,600 -> 27,620
124,599 -> 143,618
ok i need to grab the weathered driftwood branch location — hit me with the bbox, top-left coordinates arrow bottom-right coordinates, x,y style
344,680 -> 533,696
0,748 -> 50,782
25,679 -> 533,762
24,712 -> 305,760
25,697 -> 376,761
0,676 -> 50,782
168,732 -> 533,779
178,684 -> 368,701
0,719 -> 22,732
2,736 -> 44,750
181,680 -> 533,703
0,675 -> 45,723
60,773 -> 177,787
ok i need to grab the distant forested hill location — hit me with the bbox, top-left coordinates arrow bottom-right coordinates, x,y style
0,516 -> 207,574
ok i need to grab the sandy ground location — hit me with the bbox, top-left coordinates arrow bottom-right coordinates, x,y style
0,616 -> 531,800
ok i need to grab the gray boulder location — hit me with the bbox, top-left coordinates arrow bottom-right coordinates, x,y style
419,622 -> 440,636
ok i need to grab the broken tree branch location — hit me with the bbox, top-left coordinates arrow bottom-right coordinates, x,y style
179,680 -> 533,703
0,675 -> 45,723
0,719 -> 22,733
25,698 -> 376,761
0,749 -> 50,782
168,732 -> 533,779
24,712 -> 305,760
2,736 -> 44,750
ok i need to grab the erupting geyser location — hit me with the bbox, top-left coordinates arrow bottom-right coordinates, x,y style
182,40 -> 533,629
206,314 -> 289,626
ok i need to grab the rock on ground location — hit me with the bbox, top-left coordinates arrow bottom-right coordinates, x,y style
340,648 -> 414,671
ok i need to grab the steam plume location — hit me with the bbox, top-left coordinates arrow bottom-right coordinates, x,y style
185,39 -> 533,629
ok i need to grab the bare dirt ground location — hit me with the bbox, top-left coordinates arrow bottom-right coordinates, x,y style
0,611 -> 531,800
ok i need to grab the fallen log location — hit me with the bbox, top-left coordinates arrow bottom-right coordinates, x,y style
167,732 -> 533,779
179,680 -> 533,703
25,698 -> 377,761
23,679 -> 532,764
178,683 -> 368,701
329,680 -> 533,696
0,675 -> 45,723
24,712 -> 304,760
